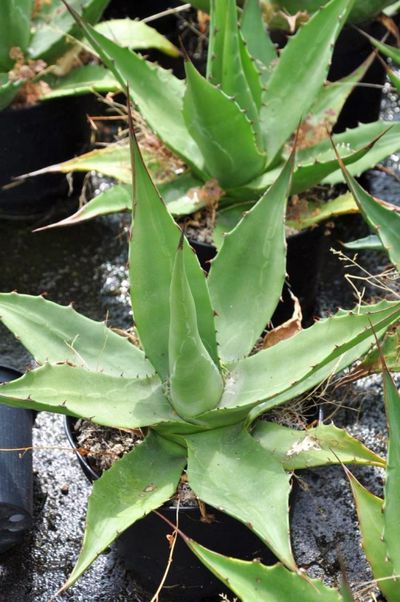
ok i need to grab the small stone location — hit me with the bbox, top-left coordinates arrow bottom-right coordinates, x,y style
60,483 -> 69,495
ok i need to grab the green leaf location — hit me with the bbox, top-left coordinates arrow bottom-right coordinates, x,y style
335,160 -> 400,270
73,21 -> 204,173
386,65 -> 400,94
205,0 -> 224,81
208,153 -> 293,362
290,133 -> 381,195
39,171 -> 205,230
0,364 -> 178,428
183,60 -> 266,188
261,0 -> 355,162
253,422 -> 385,470
319,121 -> 400,184
129,127 -> 218,380
186,425 -> 296,570
0,75 -> 23,110
219,300 -> 400,411
347,471 -> 399,601
207,0 -> 262,140
385,1 -> 400,17
29,0 -> 109,62
40,65 -> 120,100
241,0 -> 277,84
247,301 -> 400,423
307,53 -> 375,131
359,329 -> 400,375
214,193 -> 357,241
228,121 -> 392,201
269,0 -> 395,25
188,544 -> 344,602
0,0 -> 32,71
343,234 -> 384,251
382,369 -> 400,581
93,19 -> 180,57
23,139 -> 196,194
159,172 -> 210,216
169,242 -> 223,419
357,29 -> 400,66
286,193 -> 358,230
0,292 -> 153,377
22,143 -> 131,182
36,183 -> 132,230
62,431 -> 186,590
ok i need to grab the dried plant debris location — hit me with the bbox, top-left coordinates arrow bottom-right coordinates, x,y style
74,419 -> 143,474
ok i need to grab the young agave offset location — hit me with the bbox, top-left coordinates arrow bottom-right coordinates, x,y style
0,118 -> 399,596
341,134 -> 400,271
33,0 -> 400,236
345,364 -> 400,601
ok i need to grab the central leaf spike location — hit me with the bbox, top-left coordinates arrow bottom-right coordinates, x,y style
169,235 -> 224,419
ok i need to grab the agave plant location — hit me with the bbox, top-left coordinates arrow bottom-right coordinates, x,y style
30,0 -> 400,239
170,149 -> 400,602
184,0 -> 397,25
0,0 -> 179,110
341,145 -> 400,269
263,0 -> 398,26
341,164 -> 400,601
345,363 -> 400,601
339,156 -> 400,377
0,112 -> 399,595
349,27 -> 400,97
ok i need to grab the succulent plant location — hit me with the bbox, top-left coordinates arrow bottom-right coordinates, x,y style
264,0 -> 398,26
350,28 -> 400,96
345,363 -> 400,601
0,0 -> 179,110
339,149 -> 400,602
31,0 -> 400,238
340,136 -> 400,271
183,0 -> 398,25
170,144 -> 400,602
0,111 -> 398,595
339,150 -> 400,378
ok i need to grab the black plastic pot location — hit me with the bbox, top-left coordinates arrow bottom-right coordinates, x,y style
0,95 -> 94,220
190,227 -> 323,327
0,366 -> 34,554
65,416 -> 278,601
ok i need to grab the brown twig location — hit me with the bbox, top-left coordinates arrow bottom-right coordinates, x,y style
150,502 -> 180,601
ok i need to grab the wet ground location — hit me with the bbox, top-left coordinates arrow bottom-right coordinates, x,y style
0,88 -> 399,601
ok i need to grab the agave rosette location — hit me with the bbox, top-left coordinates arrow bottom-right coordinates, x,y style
0,122 -> 398,593
31,0 -> 400,239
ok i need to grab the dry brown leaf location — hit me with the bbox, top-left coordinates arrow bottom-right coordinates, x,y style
378,14 -> 400,46
277,10 -> 309,33
263,292 -> 303,349
197,10 -> 210,35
